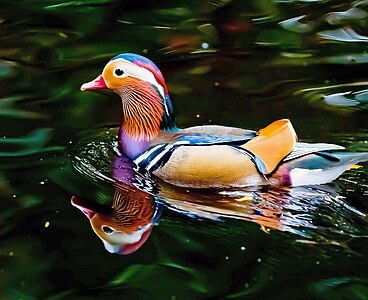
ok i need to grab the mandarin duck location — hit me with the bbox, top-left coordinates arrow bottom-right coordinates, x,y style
72,156 -> 161,254
81,53 -> 368,188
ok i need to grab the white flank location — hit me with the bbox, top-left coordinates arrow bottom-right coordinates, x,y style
290,165 -> 351,186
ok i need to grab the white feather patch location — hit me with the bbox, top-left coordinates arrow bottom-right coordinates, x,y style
104,58 -> 165,98
290,165 -> 350,186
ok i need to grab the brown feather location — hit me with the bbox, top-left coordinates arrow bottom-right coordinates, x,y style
153,145 -> 267,188
111,188 -> 154,232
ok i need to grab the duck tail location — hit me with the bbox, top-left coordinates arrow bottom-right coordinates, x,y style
332,152 -> 368,165
280,151 -> 368,186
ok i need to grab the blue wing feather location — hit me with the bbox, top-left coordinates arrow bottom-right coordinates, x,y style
175,133 -> 251,145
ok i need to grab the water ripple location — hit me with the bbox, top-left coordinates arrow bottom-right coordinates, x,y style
69,128 -> 368,245
317,26 -> 368,43
295,82 -> 368,111
324,7 -> 368,25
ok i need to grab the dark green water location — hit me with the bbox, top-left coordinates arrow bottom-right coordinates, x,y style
1,0 -> 368,299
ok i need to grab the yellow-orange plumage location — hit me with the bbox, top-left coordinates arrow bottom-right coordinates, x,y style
242,119 -> 297,174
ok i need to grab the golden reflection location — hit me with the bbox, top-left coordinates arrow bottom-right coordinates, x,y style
71,156 -> 160,255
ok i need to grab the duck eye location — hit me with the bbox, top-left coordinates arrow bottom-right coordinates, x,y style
114,68 -> 124,77
102,226 -> 114,234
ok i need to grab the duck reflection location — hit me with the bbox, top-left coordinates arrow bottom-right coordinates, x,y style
159,183 -> 349,238
71,155 -> 161,255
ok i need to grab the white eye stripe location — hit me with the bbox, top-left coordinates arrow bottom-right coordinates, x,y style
105,58 -> 165,98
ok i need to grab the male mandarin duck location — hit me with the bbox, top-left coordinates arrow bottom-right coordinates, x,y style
81,53 -> 368,188
71,156 -> 160,255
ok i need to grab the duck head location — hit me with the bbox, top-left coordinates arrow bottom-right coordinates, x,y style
81,53 -> 177,150
71,186 -> 159,255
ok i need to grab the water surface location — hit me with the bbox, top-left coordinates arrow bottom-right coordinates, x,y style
1,0 -> 368,299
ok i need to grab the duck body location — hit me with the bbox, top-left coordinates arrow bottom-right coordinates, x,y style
81,53 -> 368,188
132,124 -> 367,188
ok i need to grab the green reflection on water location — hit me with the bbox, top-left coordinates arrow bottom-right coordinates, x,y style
0,0 -> 368,299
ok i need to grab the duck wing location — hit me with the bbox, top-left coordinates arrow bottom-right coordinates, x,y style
180,125 -> 256,137
134,127 -> 257,172
283,142 -> 346,162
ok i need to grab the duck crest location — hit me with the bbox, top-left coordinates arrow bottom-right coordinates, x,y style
112,53 -> 169,95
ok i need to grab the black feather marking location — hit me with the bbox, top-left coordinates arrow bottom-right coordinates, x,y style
232,146 -> 267,174
315,151 -> 341,161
